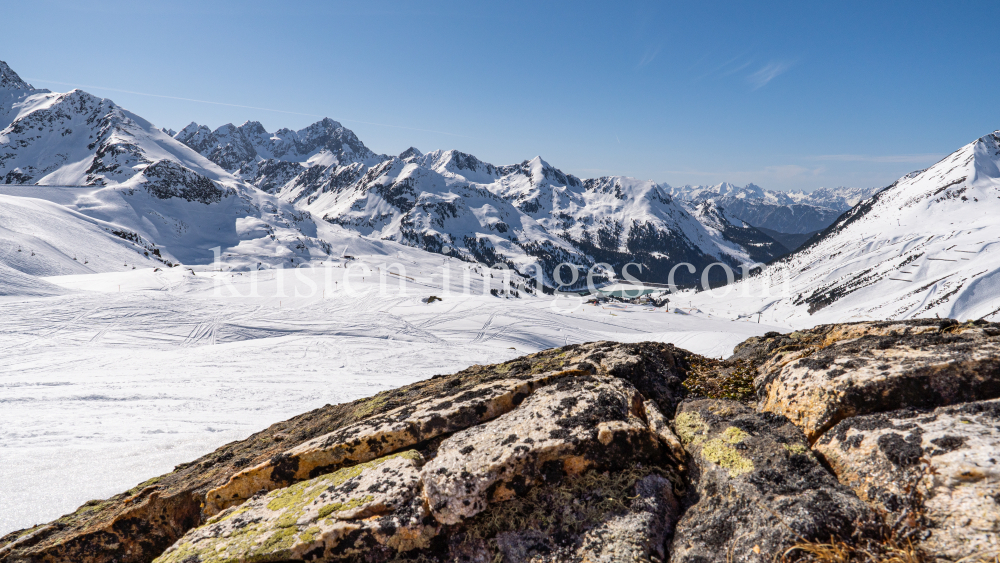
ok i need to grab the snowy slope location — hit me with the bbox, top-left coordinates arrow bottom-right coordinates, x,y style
684,130 -> 1000,325
0,262 -> 66,297
0,190 -> 166,275
0,61 -> 343,272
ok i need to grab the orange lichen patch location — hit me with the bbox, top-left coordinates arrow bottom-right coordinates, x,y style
488,482 -> 518,503
562,456 -> 591,476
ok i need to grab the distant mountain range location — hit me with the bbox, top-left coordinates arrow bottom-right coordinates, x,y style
663,183 -> 881,235
0,59 -> 892,288
172,118 -> 786,284
168,115 -> 878,284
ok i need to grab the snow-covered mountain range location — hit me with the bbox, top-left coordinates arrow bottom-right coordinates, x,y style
171,118 -> 878,281
0,59 -> 808,286
171,118 -> 794,286
0,61 -> 346,273
663,182 -> 881,236
4,58 -> 981,304
686,130 -> 1000,324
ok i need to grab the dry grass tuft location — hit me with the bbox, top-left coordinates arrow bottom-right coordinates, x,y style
783,536 -> 927,563
782,461 -> 943,563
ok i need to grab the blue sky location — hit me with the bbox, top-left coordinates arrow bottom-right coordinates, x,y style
4,0 -> 998,191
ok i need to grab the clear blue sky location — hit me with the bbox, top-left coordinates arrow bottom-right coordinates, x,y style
4,0 -> 998,191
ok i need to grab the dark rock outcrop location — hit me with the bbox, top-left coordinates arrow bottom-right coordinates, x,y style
159,375 -> 677,562
669,399 -> 876,563
142,160 -> 234,204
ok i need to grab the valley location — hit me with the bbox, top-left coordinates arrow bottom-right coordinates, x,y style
2,55 -> 1000,560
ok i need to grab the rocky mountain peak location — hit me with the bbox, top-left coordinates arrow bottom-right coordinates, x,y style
313,116 -> 343,130
174,117 -> 382,175
738,182 -> 766,198
711,181 -> 741,195
214,122 -> 238,135
238,120 -> 269,136
176,122 -> 205,136
0,60 -> 32,91
399,146 -> 423,160
172,123 -> 218,155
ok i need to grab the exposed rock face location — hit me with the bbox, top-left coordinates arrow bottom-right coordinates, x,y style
157,451 -> 434,562
481,472 -> 679,563
203,369 -> 585,516
422,375 -> 663,525
159,375 -> 676,563
4,321 -> 999,563
142,160 -> 234,204
670,399 -> 875,563
815,399 -> 1000,561
203,339 -> 693,517
746,319 -> 1000,441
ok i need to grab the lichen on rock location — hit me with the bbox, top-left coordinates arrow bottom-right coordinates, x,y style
155,451 -> 431,563
815,398 -> 1000,561
669,399 -> 876,563
204,369 -> 585,515
420,375 -> 665,525
750,319 -> 1000,441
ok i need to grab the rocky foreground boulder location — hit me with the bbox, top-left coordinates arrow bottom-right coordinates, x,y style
2,319 -> 998,562
815,399 -> 1000,560
670,400 -> 876,563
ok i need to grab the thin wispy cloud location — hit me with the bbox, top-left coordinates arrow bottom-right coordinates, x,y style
28,78 -> 327,118
747,61 -> 793,90
692,52 -> 751,82
26,77 -> 476,139
636,45 -> 661,69
809,154 -> 943,164
718,59 -> 753,77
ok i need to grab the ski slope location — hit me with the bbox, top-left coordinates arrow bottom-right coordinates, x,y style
682,131 -> 1000,326
0,257 -> 782,536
